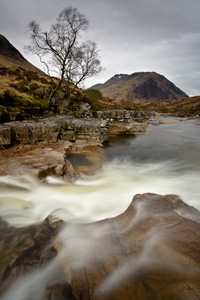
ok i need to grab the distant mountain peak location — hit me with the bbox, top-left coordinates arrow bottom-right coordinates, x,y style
91,72 -> 188,101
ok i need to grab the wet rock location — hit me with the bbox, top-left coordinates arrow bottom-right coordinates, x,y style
45,283 -> 76,300
0,216 -> 63,297
67,142 -> 107,177
0,143 -> 67,179
68,193 -> 200,300
63,159 -> 75,182
1,194 -> 200,299
0,138 -> 108,181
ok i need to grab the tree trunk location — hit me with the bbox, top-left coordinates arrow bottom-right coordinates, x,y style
48,79 -> 63,110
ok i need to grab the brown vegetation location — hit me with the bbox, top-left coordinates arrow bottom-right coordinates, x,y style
141,96 -> 200,116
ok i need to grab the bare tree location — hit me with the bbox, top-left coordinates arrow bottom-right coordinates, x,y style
25,6 -> 102,109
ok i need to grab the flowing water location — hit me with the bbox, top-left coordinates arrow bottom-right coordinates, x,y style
1,117 -> 200,299
1,118 -> 200,227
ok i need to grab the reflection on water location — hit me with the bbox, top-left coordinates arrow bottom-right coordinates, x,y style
104,119 -> 200,168
0,119 -> 200,227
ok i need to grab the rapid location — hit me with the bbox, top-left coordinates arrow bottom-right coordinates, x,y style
0,118 -> 200,227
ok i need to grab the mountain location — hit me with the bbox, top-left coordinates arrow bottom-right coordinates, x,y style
91,72 -> 188,101
0,34 -> 42,73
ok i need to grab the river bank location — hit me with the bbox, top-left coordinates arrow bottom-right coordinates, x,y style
0,110 -> 150,180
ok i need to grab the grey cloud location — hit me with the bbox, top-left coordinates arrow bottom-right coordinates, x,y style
0,0 -> 199,95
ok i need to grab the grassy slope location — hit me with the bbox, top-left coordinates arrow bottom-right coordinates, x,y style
141,96 -> 200,116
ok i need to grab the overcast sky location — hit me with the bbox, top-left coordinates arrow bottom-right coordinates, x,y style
0,0 -> 199,95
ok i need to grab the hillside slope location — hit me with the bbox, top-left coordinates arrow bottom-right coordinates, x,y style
91,72 -> 188,101
0,34 -> 42,73
0,34 -> 106,121
142,95 -> 200,116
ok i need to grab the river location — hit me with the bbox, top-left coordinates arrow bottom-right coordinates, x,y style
0,117 -> 200,227
0,116 -> 200,300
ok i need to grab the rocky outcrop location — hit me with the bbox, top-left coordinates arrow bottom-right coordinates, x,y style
109,122 -> 148,135
0,116 -> 109,147
1,193 -> 200,299
94,110 -> 152,123
0,113 -> 150,180
93,110 -> 150,135
0,110 -> 151,147
0,141 -> 107,180
0,142 -> 70,179
68,193 -> 200,300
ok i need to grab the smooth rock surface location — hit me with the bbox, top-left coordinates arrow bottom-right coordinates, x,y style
0,140 -> 107,180
1,193 -> 200,299
68,193 -> 200,300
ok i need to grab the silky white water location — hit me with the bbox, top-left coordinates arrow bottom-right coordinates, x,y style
0,118 -> 200,227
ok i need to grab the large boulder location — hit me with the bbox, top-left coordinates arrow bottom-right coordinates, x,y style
65,193 -> 200,299
1,193 -> 200,299
0,142 -> 73,180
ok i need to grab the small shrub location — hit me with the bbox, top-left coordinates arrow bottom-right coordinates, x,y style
85,89 -> 103,101
9,83 -> 19,90
28,72 -> 39,81
0,67 -> 8,75
30,83 -> 40,91
0,105 -> 8,113
19,85 -> 30,93
23,69 -> 40,82
0,90 -> 15,106
40,77 -> 49,84
90,102 -> 103,111
7,68 -> 20,76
